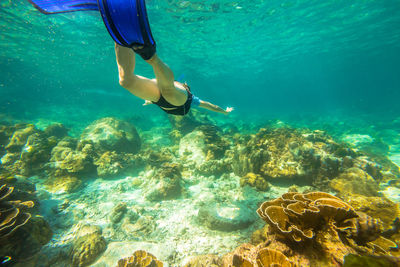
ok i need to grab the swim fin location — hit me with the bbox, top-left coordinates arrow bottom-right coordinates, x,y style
98,0 -> 156,60
28,0 -> 156,60
28,0 -> 99,14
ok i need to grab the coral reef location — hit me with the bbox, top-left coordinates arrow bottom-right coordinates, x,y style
43,123 -> 68,138
117,250 -> 163,267
343,254 -> 400,267
121,215 -> 154,239
167,109 -> 215,136
329,167 -> 379,197
145,163 -> 182,201
179,125 -> 230,172
5,123 -> 37,152
71,224 -> 107,267
251,192 -> 399,266
79,117 -> 141,154
0,184 -> 52,261
110,202 -> 128,224
340,193 -> 400,232
47,137 -> 95,178
95,151 -> 143,178
194,125 -> 230,160
183,254 -> 222,267
43,175 -> 82,193
257,191 -> 358,243
196,158 -> 232,177
142,148 -> 175,169
232,127 -> 384,189
240,172 -> 270,191
222,244 -> 294,267
179,130 -> 207,167
1,123 -> 58,176
0,184 -> 33,238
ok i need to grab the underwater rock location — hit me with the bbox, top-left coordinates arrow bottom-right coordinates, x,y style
0,153 -> 20,174
196,158 -> 232,177
168,110 -> 207,135
18,132 -> 58,176
142,148 -> 175,169
197,202 -> 255,231
110,202 -> 128,224
183,254 -> 222,267
179,126 -> 230,169
0,123 -> 58,176
240,172 -> 270,191
145,163 -> 182,201
0,124 -> 13,149
329,167 -> 380,197
179,130 -> 207,167
80,117 -> 141,154
194,125 -> 230,160
121,215 -> 155,238
48,139 -> 95,177
71,224 -> 107,267
169,129 -> 183,144
95,151 -> 144,178
44,175 -> 82,194
117,250 -> 163,267
4,123 -> 37,152
44,123 -> 69,138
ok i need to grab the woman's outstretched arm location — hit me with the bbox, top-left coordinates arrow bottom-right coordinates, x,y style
199,100 -> 234,114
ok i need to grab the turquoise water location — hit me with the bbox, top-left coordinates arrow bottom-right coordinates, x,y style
1,0 -> 400,120
1,0 -> 400,266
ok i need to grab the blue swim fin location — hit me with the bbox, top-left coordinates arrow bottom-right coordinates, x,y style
28,0 -> 99,14
98,0 -> 156,60
28,0 -> 156,60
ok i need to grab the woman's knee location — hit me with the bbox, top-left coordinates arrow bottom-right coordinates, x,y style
119,75 -> 136,88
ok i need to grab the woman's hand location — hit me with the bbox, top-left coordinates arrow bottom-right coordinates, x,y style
143,100 -> 153,106
224,107 -> 234,114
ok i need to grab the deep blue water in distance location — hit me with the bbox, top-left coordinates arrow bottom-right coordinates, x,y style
1,0 -> 400,123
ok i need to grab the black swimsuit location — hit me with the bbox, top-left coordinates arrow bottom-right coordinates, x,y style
152,88 -> 193,116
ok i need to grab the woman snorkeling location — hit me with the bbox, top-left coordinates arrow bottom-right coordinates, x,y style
115,43 -> 234,116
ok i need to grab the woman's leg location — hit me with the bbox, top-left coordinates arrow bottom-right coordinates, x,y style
115,44 -> 160,101
146,54 -> 187,106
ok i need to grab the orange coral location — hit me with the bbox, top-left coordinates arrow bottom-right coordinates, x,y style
0,184 -> 33,239
257,192 -> 358,243
256,248 -> 293,267
222,244 -> 294,267
117,250 -> 163,267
